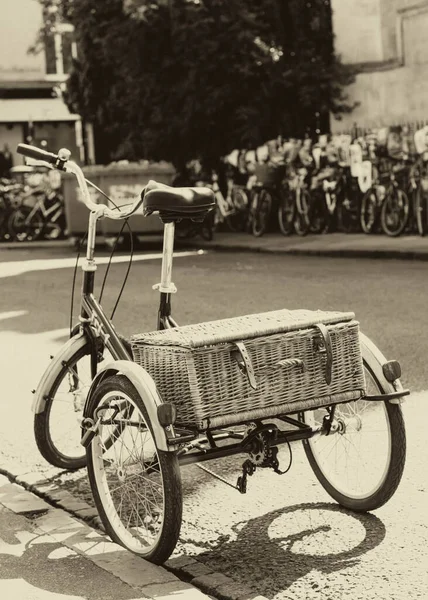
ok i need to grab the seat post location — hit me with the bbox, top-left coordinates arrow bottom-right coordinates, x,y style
160,221 -> 176,289
153,221 -> 177,330
153,221 -> 177,296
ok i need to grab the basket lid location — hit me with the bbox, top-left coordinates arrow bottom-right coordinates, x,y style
131,308 -> 356,349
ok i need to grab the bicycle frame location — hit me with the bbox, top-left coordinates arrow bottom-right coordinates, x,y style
23,193 -> 62,222
78,210 -> 178,369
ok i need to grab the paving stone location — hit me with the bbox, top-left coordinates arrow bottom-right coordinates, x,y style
35,507 -> 84,533
215,581 -> 259,600
0,483 -> 49,514
15,471 -> 48,486
179,561 -> 214,579
141,580 -> 213,599
73,506 -> 99,520
192,572 -> 233,597
165,555 -> 200,570
90,550 -> 179,588
56,496 -> 93,513
0,474 -> 11,487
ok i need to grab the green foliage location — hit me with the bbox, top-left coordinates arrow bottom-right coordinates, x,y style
48,0 -> 356,164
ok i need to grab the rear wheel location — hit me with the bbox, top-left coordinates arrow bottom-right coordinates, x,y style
302,361 -> 406,511
34,333 -> 131,470
86,375 -> 182,564
252,188 -> 272,237
381,187 -> 409,237
34,338 -> 114,470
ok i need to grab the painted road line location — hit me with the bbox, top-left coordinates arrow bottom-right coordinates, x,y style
0,310 -> 28,322
0,249 -> 207,279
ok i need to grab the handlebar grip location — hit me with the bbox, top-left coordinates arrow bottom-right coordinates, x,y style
17,143 -> 58,165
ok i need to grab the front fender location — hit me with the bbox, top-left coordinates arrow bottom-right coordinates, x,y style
32,332 -> 88,414
83,360 -> 171,452
360,332 -> 405,402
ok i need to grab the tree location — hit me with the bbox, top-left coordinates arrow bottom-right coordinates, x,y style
43,0 -> 356,164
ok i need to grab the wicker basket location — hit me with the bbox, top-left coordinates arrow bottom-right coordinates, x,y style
131,309 -> 366,431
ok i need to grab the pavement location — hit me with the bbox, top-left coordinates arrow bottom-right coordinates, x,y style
1,231 -> 426,600
3,230 -> 428,260
0,474 -> 217,600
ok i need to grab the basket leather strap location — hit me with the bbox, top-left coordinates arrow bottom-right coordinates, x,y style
231,341 -> 257,390
313,323 -> 333,384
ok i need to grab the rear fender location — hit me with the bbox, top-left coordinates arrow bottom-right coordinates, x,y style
32,332 -> 87,414
360,332 -> 405,403
83,360 -> 170,452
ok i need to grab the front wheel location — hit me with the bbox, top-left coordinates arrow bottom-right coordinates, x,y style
252,188 -> 272,237
293,188 -> 311,236
360,188 -> 378,234
414,185 -> 428,236
302,361 -> 406,511
86,375 -> 182,564
277,185 -> 295,236
381,187 -> 410,237
225,187 -> 248,232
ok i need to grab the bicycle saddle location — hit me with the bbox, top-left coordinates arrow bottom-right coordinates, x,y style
142,180 -> 215,221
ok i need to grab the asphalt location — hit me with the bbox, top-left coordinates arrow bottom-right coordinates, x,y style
3,231 -> 428,260
0,230 -> 426,600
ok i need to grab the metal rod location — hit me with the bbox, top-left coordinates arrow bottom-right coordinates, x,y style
160,222 -> 175,289
178,427 -> 314,466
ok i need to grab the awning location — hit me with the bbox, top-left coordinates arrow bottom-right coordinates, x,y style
0,97 -> 80,123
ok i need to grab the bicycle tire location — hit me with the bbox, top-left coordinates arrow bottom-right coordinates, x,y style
302,360 -> 406,512
34,334 -> 132,470
360,188 -> 378,234
294,189 -> 311,236
277,185 -> 295,236
415,186 -> 427,236
308,190 -> 325,234
252,188 -> 272,237
380,187 -> 410,237
199,223 -> 213,240
337,195 -> 359,233
225,188 -> 248,232
86,374 -> 182,564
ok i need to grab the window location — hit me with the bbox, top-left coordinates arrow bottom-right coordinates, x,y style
44,23 -> 76,80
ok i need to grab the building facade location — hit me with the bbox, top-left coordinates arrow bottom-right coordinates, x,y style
0,0 -> 93,170
331,0 -> 428,133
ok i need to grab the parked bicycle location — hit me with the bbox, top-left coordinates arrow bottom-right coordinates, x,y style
277,166 -> 312,236
211,172 -> 249,232
21,142 -> 408,566
360,160 -> 410,237
0,179 -> 23,241
8,184 -> 66,241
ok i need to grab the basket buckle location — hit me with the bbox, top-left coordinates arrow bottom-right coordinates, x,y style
313,323 -> 333,385
231,341 -> 257,390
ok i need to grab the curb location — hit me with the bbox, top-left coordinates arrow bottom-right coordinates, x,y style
0,466 -> 266,600
177,239 -> 428,261
4,234 -> 428,261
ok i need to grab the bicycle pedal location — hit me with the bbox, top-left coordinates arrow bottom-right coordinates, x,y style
236,475 -> 247,494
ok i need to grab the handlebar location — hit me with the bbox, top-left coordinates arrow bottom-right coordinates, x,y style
17,143 -> 144,220
17,143 -> 68,167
